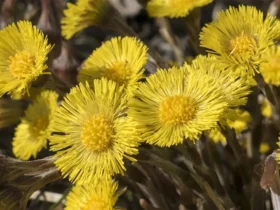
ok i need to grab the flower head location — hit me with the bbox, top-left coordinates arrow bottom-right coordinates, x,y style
12,91 -> 58,160
259,142 -> 270,154
260,46 -> 280,86
147,0 -> 213,18
50,79 -> 141,184
207,128 -> 226,145
200,6 -> 280,76
261,98 -> 272,118
61,0 -> 110,39
207,109 -> 251,144
78,37 -> 148,96
186,55 -> 251,122
0,21 -> 52,97
65,180 -> 121,210
129,67 -> 227,147
227,110 -> 251,133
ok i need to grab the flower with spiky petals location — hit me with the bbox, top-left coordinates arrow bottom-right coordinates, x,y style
0,21 -> 52,97
12,91 -> 58,160
261,98 -> 272,118
200,6 -> 280,76
207,109 -> 251,145
61,0 -> 110,39
207,128 -> 226,145
146,0 -> 213,18
50,79 -> 141,184
65,180 -> 123,210
129,67 -> 227,147
260,46 -> 280,86
259,142 -> 270,154
78,37 -> 148,96
227,110 -> 251,133
186,55 -> 251,122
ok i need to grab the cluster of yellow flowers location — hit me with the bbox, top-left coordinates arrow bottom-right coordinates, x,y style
200,6 -> 280,78
2,0 -> 280,209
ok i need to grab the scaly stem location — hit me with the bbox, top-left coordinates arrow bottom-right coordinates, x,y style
156,17 -> 184,65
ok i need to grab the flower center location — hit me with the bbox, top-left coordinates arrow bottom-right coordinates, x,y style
103,61 -> 131,85
29,116 -> 49,138
229,33 -> 256,55
81,198 -> 107,210
80,116 -> 113,152
159,95 -> 197,124
9,51 -> 35,78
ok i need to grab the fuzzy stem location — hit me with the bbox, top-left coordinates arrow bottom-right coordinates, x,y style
0,155 -> 62,210
156,17 -> 184,65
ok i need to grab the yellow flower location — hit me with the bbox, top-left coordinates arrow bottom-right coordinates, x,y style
12,91 -> 58,160
129,67 -> 227,147
186,55 -> 251,122
259,142 -> 270,154
207,109 -> 251,144
200,6 -> 280,76
61,0 -> 109,39
50,79 -> 141,184
78,37 -> 148,96
65,180 -> 121,210
261,99 -> 272,118
207,128 -> 226,145
0,21 -> 52,97
147,0 -> 213,18
227,110 -> 251,133
260,46 -> 280,86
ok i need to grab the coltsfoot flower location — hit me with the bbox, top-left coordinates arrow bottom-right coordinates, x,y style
227,110 -> 251,133
260,46 -> 280,86
186,55 -> 251,122
50,79 -> 141,184
207,128 -> 226,145
261,98 -> 272,118
78,37 -> 148,96
61,0 -> 110,39
65,180 -> 122,210
259,142 -> 270,154
0,21 -> 52,97
147,0 -> 213,18
200,6 -> 280,76
207,110 -> 251,144
129,67 -> 227,147
12,91 -> 58,160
